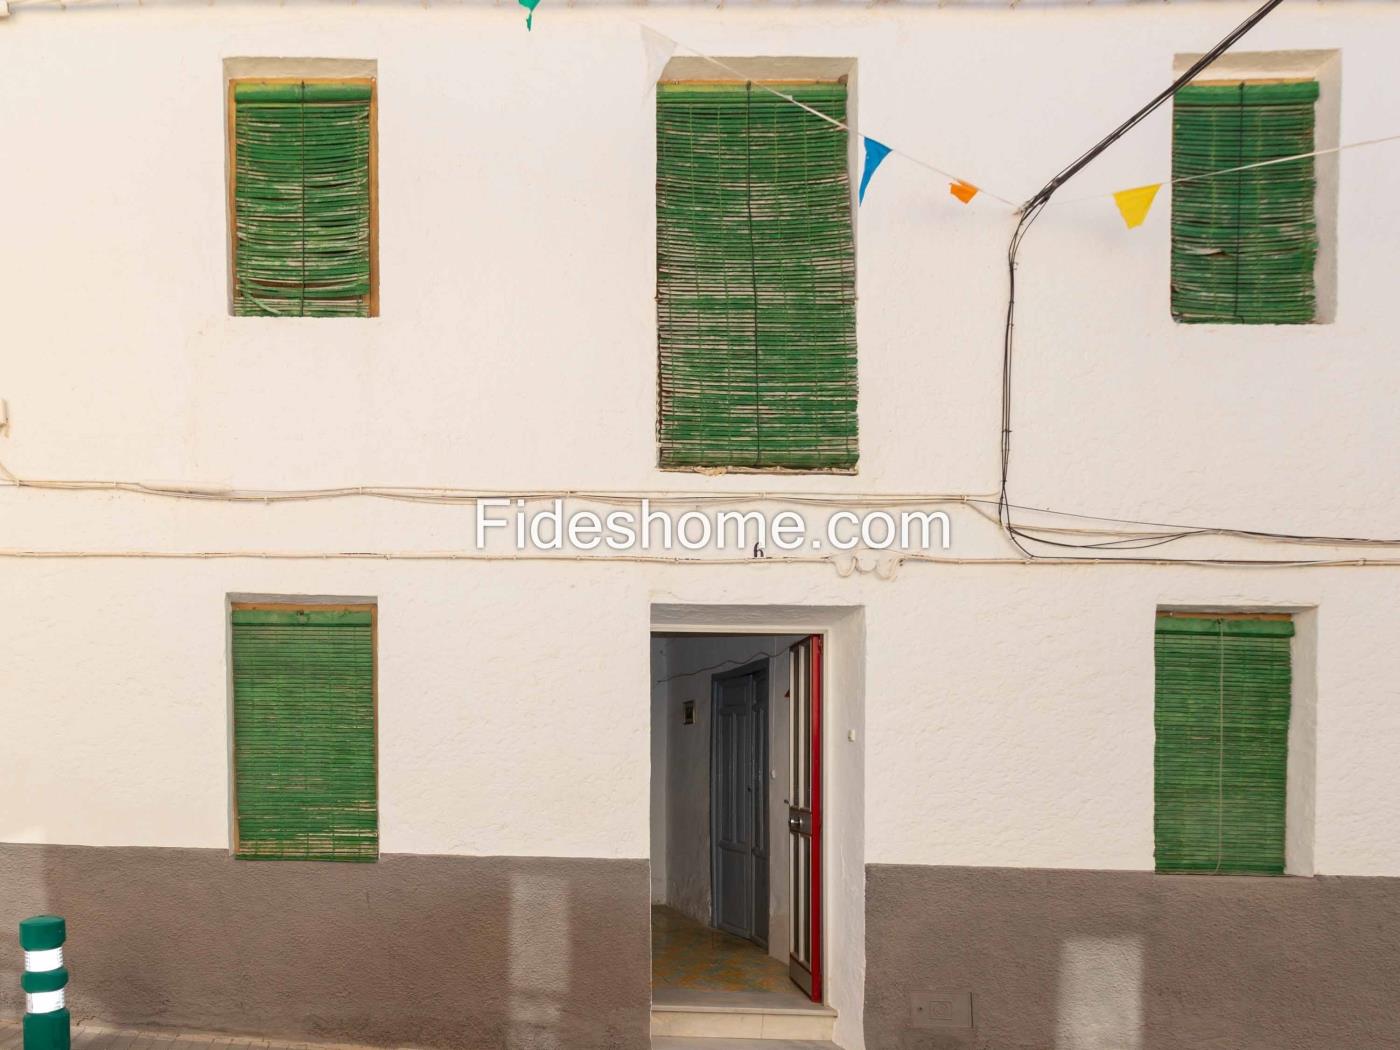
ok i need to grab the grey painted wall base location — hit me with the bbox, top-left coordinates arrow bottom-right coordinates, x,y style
0,845 -> 650,1050
866,864 -> 1400,1050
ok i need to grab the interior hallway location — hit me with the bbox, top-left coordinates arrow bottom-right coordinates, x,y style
650,634 -> 801,967
652,905 -> 810,1005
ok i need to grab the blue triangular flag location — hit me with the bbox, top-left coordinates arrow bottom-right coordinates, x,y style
858,138 -> 892,204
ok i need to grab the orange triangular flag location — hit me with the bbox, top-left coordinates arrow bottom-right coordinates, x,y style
1113,183 -> 1161,229
949,180 -> 979,204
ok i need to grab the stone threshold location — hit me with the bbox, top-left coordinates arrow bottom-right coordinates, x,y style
652,988 -> 836,1016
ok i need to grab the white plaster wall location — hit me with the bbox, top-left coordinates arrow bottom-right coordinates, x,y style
2,11 -> 1400,1043
6,559 -> 1398,878
0,0 -> 1397,867
0,560 -> 655,857
1,3 -> 1399,509
824,608 -> 867,1048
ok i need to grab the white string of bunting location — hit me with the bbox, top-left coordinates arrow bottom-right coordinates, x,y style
638,25 -> 1020,208
7,0 -> 1400,228
637,24 -> 1400,230
1050,132 -> 1400,227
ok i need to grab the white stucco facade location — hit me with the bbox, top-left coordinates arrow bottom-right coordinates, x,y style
3,2 -> 1400,1045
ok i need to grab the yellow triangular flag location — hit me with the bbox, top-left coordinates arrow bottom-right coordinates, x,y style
1113,183 -> 1161,229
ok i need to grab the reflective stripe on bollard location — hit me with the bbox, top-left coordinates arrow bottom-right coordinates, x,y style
19,916 -> 70,1050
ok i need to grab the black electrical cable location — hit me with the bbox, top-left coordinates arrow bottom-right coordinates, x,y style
998,0 -> 1289,561
653,649 -> 779,685
972,498 -> 1400,548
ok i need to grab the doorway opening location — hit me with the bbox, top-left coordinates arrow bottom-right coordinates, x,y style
649,631 -> 825,1014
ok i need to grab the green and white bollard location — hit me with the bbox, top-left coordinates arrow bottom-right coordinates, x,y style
20,916 -> 69,1050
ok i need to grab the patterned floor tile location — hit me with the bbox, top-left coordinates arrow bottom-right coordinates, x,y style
652,904 -> 795,994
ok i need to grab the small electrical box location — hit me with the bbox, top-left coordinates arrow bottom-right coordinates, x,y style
910,990 -> 973,1030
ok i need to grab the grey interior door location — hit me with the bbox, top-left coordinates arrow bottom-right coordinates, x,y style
712,662 -> 769,946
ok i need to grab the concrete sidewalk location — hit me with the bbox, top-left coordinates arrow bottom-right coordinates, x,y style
0,1021 -> 411,1050
0,1022 -> 842,1050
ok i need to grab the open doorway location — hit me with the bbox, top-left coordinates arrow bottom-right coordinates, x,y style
649,631 -> 824,1012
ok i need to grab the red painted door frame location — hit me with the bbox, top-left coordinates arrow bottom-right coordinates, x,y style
788,634 -> 823,1002
809,633 -> 824,1003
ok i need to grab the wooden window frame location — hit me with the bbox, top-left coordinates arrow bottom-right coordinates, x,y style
654,76 -> 859,475
226,77 -> 380,318
229,600 -> 380,861
1170,77 -> 1319,326
1153,611 -> 1293,876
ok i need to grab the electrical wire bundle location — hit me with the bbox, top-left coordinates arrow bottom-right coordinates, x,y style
992,0 -> 1356,565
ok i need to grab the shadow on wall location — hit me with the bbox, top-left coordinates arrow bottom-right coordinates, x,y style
863,865 -> 1400,1050
0,843 -> 651,1050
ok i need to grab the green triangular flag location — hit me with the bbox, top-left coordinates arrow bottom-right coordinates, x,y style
519,0 -> 540,30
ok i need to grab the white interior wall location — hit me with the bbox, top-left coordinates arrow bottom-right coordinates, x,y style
649,636 -> 669,902
661,636 -> 714,923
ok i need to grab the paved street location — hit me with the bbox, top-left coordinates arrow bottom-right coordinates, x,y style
0,1021 -> 398,1050
1,1022 -> 839,1050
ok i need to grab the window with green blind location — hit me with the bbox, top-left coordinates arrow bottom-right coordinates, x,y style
229,79 -> 376,317
1154,614 -> 1292,875
1171,80 -> 1319,324
656,81 -> 858,472
231,606 -> 378,862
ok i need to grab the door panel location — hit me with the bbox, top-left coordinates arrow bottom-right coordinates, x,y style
711,665 -> 769,945
714,680 -> 751,938
788,636 -> 823,1002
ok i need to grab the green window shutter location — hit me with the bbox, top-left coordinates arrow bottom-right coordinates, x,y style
232,607 -> 378,861
656,82 -> 858,471
1171,80 -> 1319,324
232,81 -> 374,318
1154,615 -> 1292,875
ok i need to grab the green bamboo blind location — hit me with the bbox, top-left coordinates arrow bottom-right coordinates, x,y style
232,81 -> 374,317
1171,81 -> 1319,324
656,82 -> 858,471
1154,615 -> 1292,875
232,607 -> 378,861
